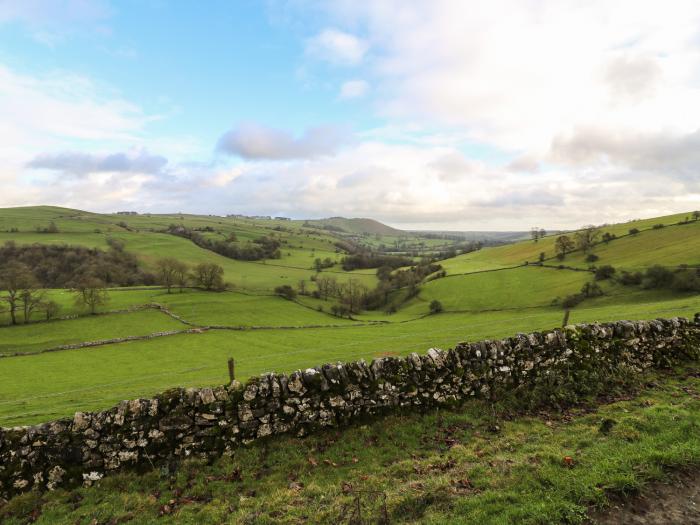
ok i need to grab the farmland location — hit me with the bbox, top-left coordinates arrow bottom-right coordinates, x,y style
0,205 -> 699,525
1,206 -> 699,428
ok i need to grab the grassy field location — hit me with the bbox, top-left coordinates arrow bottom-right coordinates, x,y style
1,294 -> 698,427
0,309 -> 186,356
442,212 -> 696,274
2,365 -> 698,524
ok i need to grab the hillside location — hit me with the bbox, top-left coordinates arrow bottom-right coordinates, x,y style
1,206 -> 699,523
303,216 -> 404,236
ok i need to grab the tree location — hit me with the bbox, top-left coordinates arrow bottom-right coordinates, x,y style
72,277 -> 109,314
172,260 -> 189,292
46,221 -> 59,233
538,252 -> 545,263
693,211 -> 700,221
298,279 -> 307,295
629,228 -> 640,235
339,279 -> 367,314
274,285 -> 297,300
594,265 -> 616,281
0,261 -> 37,325
554,235 -> 575,260
539,228 -> 546,239
21,287 -> 45,323
156,257 -> 186,293
41,300 -> 60,321
531,227 -> 540,242
429,299 -> 443,314
574,226 -> 600,253
192,263 -> 225,291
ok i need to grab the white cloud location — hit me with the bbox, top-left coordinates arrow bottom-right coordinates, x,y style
306,28 -> 368,66
323,1 -> 700,157
216,123 -> 350,160
0,0 -> 111,44
27,149 -> 168,177
339,79 -> 369,99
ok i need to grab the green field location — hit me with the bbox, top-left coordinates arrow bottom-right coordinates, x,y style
0,206 -> 698,428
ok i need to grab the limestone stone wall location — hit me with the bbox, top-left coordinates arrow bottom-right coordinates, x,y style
1,316 -> 698,501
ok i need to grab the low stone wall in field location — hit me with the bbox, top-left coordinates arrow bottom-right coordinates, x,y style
1,315 -> 698,501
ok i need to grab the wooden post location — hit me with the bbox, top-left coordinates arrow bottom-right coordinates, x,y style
562,309 -> 570,327
228,358 -> 235,382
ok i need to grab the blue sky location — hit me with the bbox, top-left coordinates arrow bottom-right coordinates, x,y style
1,1 -> 699,229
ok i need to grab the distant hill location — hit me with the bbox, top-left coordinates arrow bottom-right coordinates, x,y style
410,230 -> 534,243
304,217 -> 404,236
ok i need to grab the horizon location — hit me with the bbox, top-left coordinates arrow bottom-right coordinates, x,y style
1,1 -> 699,230
1,202 -> 684,233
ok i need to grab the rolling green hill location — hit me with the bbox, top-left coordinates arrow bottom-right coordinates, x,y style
1,206 -> 699,523
0,206 -> 698,427
303,216 -> 404,236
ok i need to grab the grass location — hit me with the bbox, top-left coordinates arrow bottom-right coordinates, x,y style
1,294 -> 698,427
398,266 -> 593,317
2,365 -> 698,524
0,309 -> 186,356
441,212 -> 695,274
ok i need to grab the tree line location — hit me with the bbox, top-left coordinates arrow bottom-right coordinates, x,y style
166,225 -> 282,261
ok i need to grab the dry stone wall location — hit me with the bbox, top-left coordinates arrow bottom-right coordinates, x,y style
1,315 -> 698,501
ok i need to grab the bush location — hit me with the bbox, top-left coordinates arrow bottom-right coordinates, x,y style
585,254 -> 599,263
628,228 -> 639,235
581,281 -> 604,298
274,285 -> 297,300
618,271 -> 643,285
652,223 -> 665,230
594,265 -> 616,280
429,300 -> 443,314
642,265 -> 675,289
561,293 -> 585,309
671,270 -> 700,292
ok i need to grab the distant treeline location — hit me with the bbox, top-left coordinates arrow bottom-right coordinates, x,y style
0,240 -> 155,288
166,224 -> 281,261
341,253 -> 414,271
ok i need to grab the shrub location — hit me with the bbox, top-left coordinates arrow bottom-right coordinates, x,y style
618,271 -> 643,285
628,228 -> 640,235
585,254 -> 599,263
642,265 -> 675,289
671,270 -> 700,292
652,223 -> 665,230
594,265 -> 616,280
581,281 -> 604,298
429,300 -> 443,314
274,285 -> 297,300
561,293 -> 585,309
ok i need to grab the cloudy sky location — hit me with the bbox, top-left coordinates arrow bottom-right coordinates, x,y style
1,0 -> 699,230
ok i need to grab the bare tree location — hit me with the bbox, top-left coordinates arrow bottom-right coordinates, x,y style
72,277 -> 109,314
173,260 -> 189,292
192,263 -> 224,291
574,226 -> 601,253
21,288 -> 45,323
156,257 -> 182,293
555,235 -> 575,260
0,262 -> 37,325
340,279 -> 368,314
41,300 -> 61,321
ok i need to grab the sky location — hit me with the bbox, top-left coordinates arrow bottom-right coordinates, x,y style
1,0 -> 699,230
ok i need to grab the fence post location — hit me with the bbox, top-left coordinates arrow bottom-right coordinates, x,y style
562,309 -> 570,327
228,358 -> 235,382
